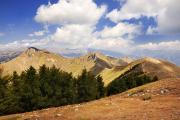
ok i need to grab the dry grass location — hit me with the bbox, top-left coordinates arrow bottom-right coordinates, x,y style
1,78 -> 180,120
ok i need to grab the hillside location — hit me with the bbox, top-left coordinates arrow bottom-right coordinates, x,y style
0,47 -> 115,77
0,47 -> 180,85
1,78 -> 180,120
0,47 -> 129,79
101,57 -> 180,86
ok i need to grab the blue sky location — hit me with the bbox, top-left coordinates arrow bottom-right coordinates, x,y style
0,0 -> 180,59
0,0 -> 122,43
0,0 -> 57,43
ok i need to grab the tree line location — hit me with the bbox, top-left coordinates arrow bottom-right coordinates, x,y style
106,71 -> 158,96
0,65 -> 158,115
0,65 -> 105,115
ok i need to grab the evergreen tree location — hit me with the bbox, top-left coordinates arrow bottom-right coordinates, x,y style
38,64 -> 51,108
0,77 -> 8,99
107,71 -> 156,96
20,66 -> 41,111
77,69 -> 98,102
152,75 -> 158,82
96,75 -> 105,98
59,72 -> 76,105
107,77 -> 127,96
0,70 -> 13,115
8,71 -> 24,113
0,65 -> 107,115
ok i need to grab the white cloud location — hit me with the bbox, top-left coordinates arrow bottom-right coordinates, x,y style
50,22 -> 140,53
35,0 -> 107,26
88,37 -> 134,54
29,26 -> 49,37
157,1 -> 180,34
34,0 -> 141,53
146,26 -> 157,35
51,24 -> 94,49
0,38 -> 50,50
138,40 -> 180,50
0,32 -> 5,37
106,0 -> 180,34
106,0 -> 163,22
96,22 -> 141,39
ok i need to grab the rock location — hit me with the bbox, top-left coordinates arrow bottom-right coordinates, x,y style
56,113 -> 62,117
164,89 -> 169,92
146,90 -> 150,92
160,90 -> 164,94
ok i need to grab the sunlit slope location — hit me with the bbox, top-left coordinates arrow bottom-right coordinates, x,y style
0,47 -> 179,86
101,57 -> 180,86
0,47 -> 95,77
0,47 -> 129,78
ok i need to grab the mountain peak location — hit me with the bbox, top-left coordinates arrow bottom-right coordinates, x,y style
23,47 -> 44,57
86,52 -> 105,61
143,57 -> 161,64
27,47 -> 40,52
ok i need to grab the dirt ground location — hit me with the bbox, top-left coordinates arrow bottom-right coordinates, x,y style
1,78 -> 180,120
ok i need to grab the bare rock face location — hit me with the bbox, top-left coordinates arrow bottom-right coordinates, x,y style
25,47 -> 40,57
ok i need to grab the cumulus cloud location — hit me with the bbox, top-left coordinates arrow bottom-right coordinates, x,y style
106,0 -> 180,34
138,40 -> 180,51
35,0 -> 107,25
35,0 -> 140,52
29,26 -> 49,37
89,37 -> 134,54
96,22 -> 141,39
51,24 -> 93,49
0,38 -> 50,50
106,0 -> 163,22
157,1 -> 180,34
146,26 -> 157,35
50,22 -> 140,53
2,0 -> 179,59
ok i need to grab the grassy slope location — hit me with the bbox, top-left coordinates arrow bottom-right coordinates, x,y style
1,78 -> 180,120
0,49 -> 129,83
101,57 -> 180,86
0,48 -> 180,86
0,49 -> 95,77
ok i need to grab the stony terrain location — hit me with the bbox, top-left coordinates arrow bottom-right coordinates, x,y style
1,78 -> 180,120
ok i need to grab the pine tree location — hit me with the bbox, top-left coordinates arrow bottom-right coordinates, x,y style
8,71 -> 24,113
96,75 -> 105,98
59,72 -> 76,105
107,77 -> 127,96
152,75 -> 158,82
20,66 -> 41,111
0,77 -> 8,99
77,69 -> 98,102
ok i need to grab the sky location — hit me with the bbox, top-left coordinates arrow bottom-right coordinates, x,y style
0,0 -> 180,59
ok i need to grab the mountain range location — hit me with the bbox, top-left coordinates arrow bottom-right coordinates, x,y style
0,47 -> 179,86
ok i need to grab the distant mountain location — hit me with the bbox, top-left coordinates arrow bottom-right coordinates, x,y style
0,47 -> 179,85
0,49 -> 23,63
132,50 -> 180,66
